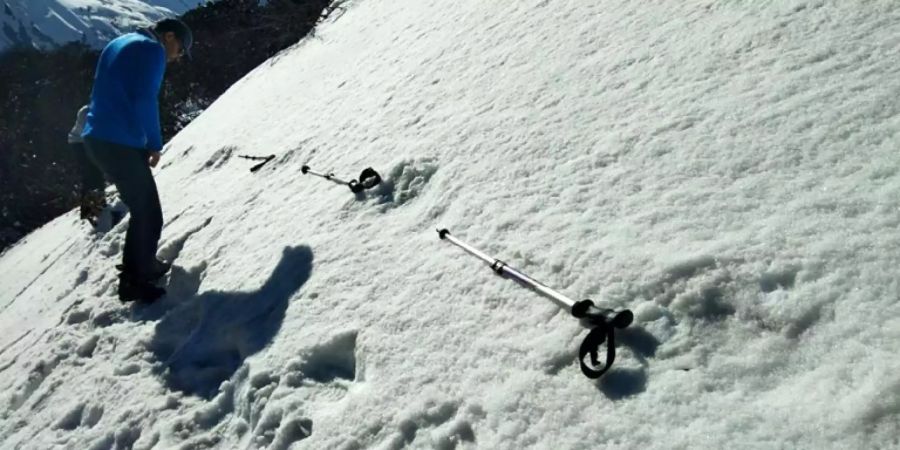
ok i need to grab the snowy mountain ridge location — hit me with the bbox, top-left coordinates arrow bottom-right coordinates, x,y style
1,0 -> 206,52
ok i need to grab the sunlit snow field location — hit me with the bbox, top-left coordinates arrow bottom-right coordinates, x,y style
2,1 -> 899,448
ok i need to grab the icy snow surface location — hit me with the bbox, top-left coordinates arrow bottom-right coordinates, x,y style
2,0 -> 900,448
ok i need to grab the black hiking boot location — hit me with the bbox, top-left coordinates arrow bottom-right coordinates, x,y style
116,259 -> 172,282
79,191 -> 107,226
118,273 -> 166,303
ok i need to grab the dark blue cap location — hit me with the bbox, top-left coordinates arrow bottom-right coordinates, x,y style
155,18 -> 193,60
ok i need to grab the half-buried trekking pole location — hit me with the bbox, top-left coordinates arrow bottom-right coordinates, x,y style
301,164 -> 382,193
437,228 -> 633,379
238,154 -> 276,172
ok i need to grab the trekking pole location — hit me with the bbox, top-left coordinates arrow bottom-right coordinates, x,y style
238,154 -> 276,172
437,228 -> 633,379
301,164 -> 382,193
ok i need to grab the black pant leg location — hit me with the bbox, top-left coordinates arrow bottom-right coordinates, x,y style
84,138 -> 163,280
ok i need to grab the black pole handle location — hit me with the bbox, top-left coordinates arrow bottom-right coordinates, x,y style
250,155 -> 275,172
238,154 -> 276,172
572,300 -> 632,379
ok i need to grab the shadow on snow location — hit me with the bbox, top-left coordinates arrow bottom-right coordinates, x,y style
143,245 -> 313,399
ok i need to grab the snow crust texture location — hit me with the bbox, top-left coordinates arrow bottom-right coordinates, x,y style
2,0 -> 900,449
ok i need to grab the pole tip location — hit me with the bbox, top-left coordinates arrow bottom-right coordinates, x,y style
437,228 -> 450,239
301,165 -> 310,174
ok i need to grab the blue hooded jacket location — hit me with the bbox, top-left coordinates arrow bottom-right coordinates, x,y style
82,31 -> 166,152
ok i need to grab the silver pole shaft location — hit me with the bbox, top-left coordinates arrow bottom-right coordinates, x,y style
440,230 -> 575,311
305,168 -> 351,185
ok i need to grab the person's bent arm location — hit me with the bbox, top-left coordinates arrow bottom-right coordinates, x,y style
127,41 -> 166,153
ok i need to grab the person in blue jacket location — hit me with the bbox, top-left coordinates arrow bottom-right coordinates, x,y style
82,18 -> 193,302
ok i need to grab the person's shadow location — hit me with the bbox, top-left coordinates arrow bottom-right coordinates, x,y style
146,246 -> 313,399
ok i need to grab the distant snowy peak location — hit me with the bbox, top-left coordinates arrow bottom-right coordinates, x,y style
0,0 -> 208,52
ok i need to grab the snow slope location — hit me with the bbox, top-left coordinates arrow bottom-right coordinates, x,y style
2,0 -> 900,448
0,0 -> 205,52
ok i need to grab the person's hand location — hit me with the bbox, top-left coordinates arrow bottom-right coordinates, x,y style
149,151 -> 161,168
